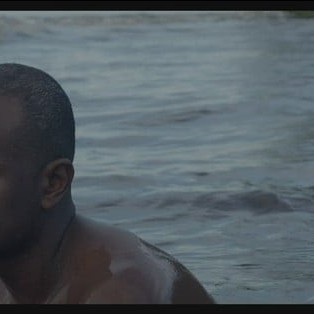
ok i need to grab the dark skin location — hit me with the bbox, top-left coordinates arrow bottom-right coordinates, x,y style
0,96 -> 215,304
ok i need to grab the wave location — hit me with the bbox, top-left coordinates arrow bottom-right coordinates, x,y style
134,107 -> 215,127
89,188 -> 314,217
192,190 -> 294,215
0,11 -> 291,40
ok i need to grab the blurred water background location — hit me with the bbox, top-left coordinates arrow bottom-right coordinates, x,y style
1,10 -> 314,303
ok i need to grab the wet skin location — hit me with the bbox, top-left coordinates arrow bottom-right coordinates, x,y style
0,96 -> 215,304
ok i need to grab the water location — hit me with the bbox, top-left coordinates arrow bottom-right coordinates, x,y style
1,11 -> 314,303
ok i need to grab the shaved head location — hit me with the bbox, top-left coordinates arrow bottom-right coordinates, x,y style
0,63 -> 75,170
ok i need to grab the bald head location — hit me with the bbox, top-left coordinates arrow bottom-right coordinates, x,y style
0,63 -> 75,169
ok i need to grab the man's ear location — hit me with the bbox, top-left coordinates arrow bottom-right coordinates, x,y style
41,158 -> 74,210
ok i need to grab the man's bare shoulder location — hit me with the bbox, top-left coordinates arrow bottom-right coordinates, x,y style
60,215 -> 175,303
59,215 -> 215,304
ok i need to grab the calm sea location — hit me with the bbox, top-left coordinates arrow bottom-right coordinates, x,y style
1,11 -> 314,303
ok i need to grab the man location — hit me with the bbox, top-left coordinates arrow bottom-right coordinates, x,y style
0,63 -> 215,304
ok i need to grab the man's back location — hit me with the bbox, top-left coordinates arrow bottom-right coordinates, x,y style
46,215 -> 215,304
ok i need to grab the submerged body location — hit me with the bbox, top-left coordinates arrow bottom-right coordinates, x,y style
0,63 -> 215,304
0,215 -> 214,304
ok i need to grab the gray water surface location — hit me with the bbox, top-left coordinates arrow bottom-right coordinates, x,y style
1,11 -> 314,303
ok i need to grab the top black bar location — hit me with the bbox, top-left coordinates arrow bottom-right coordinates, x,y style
1,1 -> 313,11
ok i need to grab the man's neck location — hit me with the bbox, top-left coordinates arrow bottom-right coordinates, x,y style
0,203 -> 75,303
